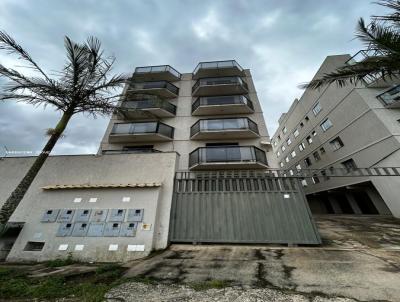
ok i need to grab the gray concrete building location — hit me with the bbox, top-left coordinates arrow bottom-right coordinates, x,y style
4,60 -> 323,263
270,54 -> 400,217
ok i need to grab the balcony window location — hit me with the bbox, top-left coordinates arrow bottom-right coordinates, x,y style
192,95 -> 254,114
120,98 -> 176,116
320,118 -> 333,132
342,159 -> 357,172
294,129 -> 299,137
313,102 -> 322,116
133,65 -> 181,81
306,136 -> 313,145
330,137 -> 344,150
189,146 -> 268,169
287,138 -> 292,145
304,157 -> 312,167
111,122 -> 174,138
190,117 -> 259,138
377,85 -> 400,107
299,142 -> 306,151
128,81 -> 179,97
192,76 -> 248,94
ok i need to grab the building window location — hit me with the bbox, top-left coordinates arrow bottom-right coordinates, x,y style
312,174 -> 320,184
281,145 -> 286,152
293,129 -> 299,137
330,137 -> 344,150
313,102 -> 322,115
24,241 -> 45,251
321,169 -> 330,180
283,127 -> 287,134
300,122 -> 304,128
306,135 -> 313,145
342,159 -> 357,172
287,138 -> 292,145
276,151 -> 280,157
299,142 -> 306,151
312,130 -> 317,136
273,141 -> 277,147
320,147 -> 326,154
277,135 -> 281,141
280,162 -> 284,168
285,156 -> 290,163
305,116 -> 309,121
304,157 -> 311,167
320,118 -> 333,132
313,151 -> 321,161
291,150 -> 296,158
296,164 -> 302,170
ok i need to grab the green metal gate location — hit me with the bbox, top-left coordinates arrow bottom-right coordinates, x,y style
169,171 -> 321,245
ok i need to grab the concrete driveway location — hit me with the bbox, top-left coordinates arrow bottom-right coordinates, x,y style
115,215 -> 400,302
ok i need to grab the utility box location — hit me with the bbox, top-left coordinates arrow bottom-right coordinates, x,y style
91,209 -> 108,222
120,222 -> 138,237
56,223 -> 73,237
41,209 -> 60,222
75,209 -> 91,222
87,222 -> 105,237
127,209 -> 144,222
71,222 -> 89,237
57,209 -> 75,223
103,222 -> 121,236
108,209 -> 126,222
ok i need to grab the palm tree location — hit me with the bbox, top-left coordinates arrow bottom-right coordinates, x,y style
0,31 -> 128,231
301,0 -> 400,89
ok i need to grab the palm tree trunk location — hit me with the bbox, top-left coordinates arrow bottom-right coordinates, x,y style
0,107 -> 74,226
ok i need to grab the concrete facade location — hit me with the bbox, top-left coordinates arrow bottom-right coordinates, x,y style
270,55 -> 400,217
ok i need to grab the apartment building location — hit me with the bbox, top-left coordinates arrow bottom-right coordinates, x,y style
271,54 -> 400,217
0,60 -> 321,263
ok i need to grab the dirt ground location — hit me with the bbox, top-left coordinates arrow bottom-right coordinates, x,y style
107,215 -> 400,302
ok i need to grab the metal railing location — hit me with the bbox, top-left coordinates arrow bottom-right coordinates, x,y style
377,84 -> 400,106
193,60 -> 243,75
134,65 -> 181,79
192,76 -> 248,93
192,95 -> 253,113
189,146 -> 268,168
121,98 -> 176,115
128,81 -> 179,95
190,117 -> 259,137
111,121 -> 174,138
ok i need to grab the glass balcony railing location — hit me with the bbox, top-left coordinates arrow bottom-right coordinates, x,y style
189,146 -> 268,168
193,60 -> 243,74
192,95 -> 254,113
134,65 -> 181,79
190,117 -> 259,138
121,98 -> 176,115
377,85 -> 400,107
111,122 -> 174,138
128,81 -> 179,96
192,76 -> 248,93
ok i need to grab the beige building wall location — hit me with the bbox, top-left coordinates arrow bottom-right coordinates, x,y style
270,55 -> 400,217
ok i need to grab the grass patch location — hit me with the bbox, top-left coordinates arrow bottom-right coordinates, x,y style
44,253 -> 77,268
0,263 -> 127,302
189,279 -> 231,291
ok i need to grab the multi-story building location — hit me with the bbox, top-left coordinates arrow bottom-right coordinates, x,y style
271,54 -> 400,217
0,60 -> 321,263
99,60 -> 272,171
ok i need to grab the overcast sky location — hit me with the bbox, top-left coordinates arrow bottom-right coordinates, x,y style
0,0 -> 388,157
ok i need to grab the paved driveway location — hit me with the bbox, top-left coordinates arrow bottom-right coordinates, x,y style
116,215 -> 400,302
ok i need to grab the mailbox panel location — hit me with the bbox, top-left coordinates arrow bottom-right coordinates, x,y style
75,209 -> 91,222
57,209 -> 75,223
71,222 -> 89,237
87,222 -> 105,237
41,209 -> 59,222
56,223 -> 73,237
108,209 -> 126,222
120,222 -> 138,237
127,209 -> 144,222
103,222 -> 121,237
91,209 -> 108,222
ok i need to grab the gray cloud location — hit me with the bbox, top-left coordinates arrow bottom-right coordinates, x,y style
0,0 -> 389,156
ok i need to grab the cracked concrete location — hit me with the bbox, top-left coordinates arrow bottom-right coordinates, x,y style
115,216 -> 400,301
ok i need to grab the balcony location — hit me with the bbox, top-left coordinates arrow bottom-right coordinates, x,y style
192,60 -> 245,80
132,65 -> 181,82
109,122 -> 174,143
192,76 -> 248,97
189,146 -> 268,170
119,96 -> 176,119
377,85 -> 400,108
192,95 -> 254,115
127,81 -> 179,99
190,117 -> 259,140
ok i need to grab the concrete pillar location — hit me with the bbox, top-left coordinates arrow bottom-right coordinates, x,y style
345,192 -> 362,215
370,177 -> 399,217
365,186 -> 391,215
328,195 -> 342,214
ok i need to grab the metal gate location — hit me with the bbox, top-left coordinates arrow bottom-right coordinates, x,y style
169,171 -> 321,245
